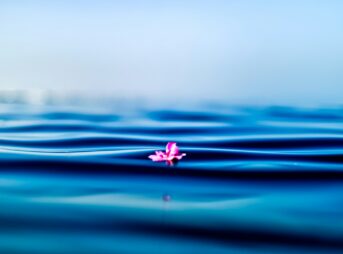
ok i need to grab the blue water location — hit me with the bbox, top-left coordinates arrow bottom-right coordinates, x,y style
0,102 -> 342,254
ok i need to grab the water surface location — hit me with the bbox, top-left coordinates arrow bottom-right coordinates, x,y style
0,103 -> 342,254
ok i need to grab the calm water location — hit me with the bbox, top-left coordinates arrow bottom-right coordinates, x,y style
0,102 -> 342,254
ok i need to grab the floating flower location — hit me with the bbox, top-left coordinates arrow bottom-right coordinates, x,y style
149,142 -> 186,163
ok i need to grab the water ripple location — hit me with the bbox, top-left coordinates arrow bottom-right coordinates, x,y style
0,104 -> 342,254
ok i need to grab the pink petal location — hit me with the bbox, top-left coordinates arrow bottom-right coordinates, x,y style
149,150 -> 168,161
149,154 -> 164,161
174,153 -> 186,160
155,151 -> 165,157
166,142 -> 179,156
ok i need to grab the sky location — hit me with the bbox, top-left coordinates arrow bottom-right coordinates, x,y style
1,0 -> 343,105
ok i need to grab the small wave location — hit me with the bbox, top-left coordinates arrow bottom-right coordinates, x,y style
0,104 -> 342,254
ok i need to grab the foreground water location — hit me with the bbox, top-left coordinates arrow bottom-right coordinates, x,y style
0,102 -> 342,254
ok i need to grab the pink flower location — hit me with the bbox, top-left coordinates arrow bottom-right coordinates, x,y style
149,142 -> 186,163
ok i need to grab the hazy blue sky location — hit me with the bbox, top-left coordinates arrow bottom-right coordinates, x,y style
1,0 -> 342,105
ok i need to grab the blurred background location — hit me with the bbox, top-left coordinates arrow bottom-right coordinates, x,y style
1,0 -> 342,106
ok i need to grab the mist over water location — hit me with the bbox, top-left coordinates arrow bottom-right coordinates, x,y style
2,1 -> 343,105
0,97 -> 342,254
